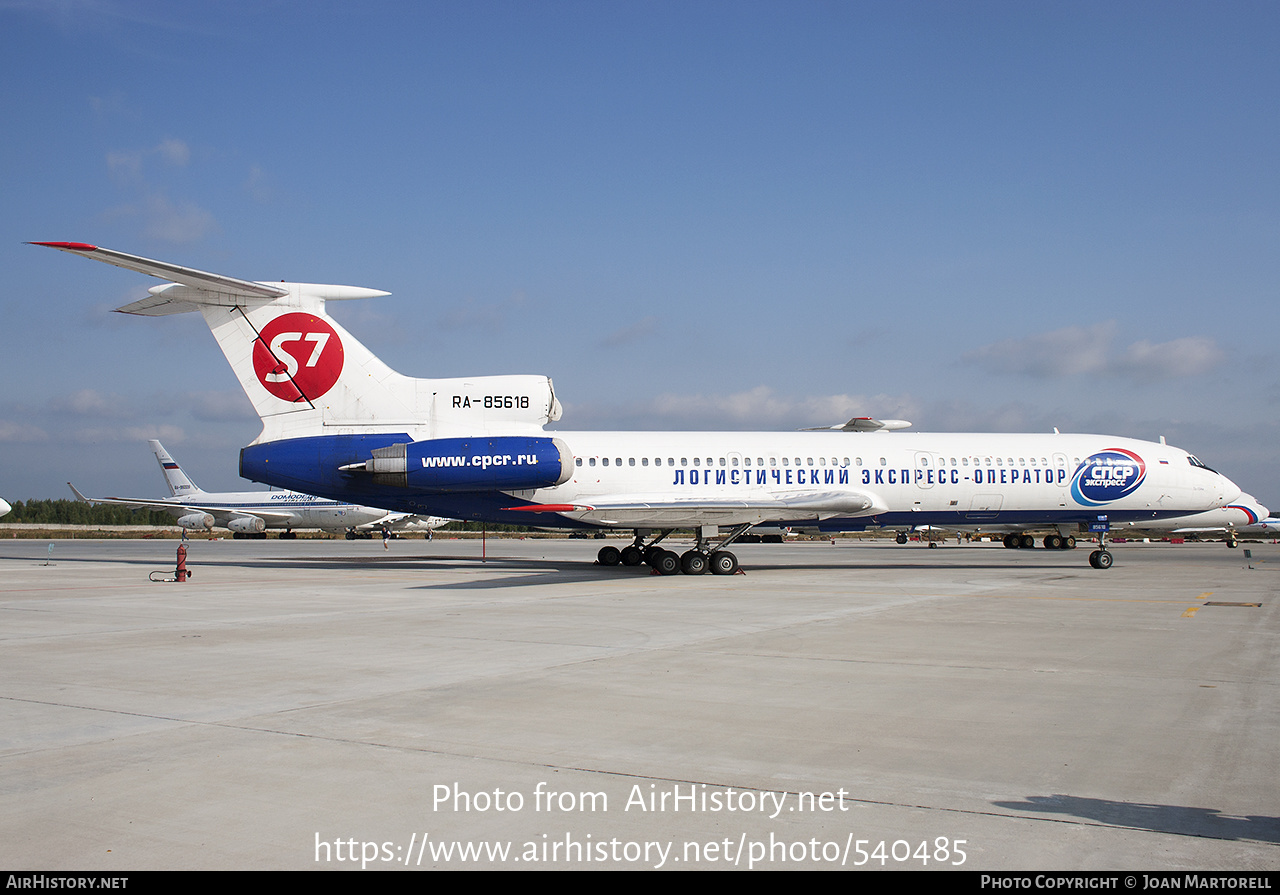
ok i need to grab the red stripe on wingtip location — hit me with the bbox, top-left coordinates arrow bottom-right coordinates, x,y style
31,241 -> 98,251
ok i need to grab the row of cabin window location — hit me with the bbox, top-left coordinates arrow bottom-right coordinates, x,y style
574,456 -> 1082,469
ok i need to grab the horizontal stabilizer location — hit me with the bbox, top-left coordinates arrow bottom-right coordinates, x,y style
30,242 -> 389,316
32,242 -> 288,299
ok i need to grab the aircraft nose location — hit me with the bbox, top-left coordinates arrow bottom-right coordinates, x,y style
1217,473 -> 1243,506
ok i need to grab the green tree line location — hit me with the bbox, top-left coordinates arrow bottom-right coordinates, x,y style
3,499 -> 177,526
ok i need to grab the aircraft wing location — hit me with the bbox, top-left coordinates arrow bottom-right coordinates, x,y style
68,484 -> 293,524
68,482 -> 159,511
505,490 -> 886,527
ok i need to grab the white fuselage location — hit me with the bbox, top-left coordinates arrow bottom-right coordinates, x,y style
161,490 -> 388,532
33,241 -> 1246,556
510,431 -> 1239,531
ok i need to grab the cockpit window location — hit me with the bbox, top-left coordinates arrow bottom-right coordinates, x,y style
1187,455 -> 1218,473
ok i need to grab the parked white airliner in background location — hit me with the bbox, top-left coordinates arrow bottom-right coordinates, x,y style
1244,516 -> 1280,537
881,490 -> 1269,550
1110,493 -> 1270,548
37,242 -> 1243,571
69,439 -> 443,538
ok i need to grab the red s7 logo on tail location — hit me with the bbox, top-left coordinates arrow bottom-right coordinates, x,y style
252,313 -> 344,402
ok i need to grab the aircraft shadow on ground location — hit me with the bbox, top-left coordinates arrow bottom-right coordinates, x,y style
30,551 -> 1105,579
992,794 -> 1280,844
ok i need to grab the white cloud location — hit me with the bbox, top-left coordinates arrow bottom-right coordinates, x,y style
963,321 -> 1223,380
103,138 -> 215,243
0,420 -> 49,443
182,391 -> 255,422
563,385 -> 920,431
68,424 -> 185,445
244,164 -> 272,203
599,316 -> 659,348
107,149 -> 144,183
963,323 -> 1115,377
140,193 -> 217,243
156,138 -> 190,166
1115,337 -> 1222,378
49,389 -> 133,418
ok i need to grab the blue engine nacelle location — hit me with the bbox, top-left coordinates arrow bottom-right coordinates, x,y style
241,434 -> 573,496
346,436 -> 574,491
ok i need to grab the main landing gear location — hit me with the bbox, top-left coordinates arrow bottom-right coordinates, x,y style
1002,533 -> 1077,550
1002,530 -> 1111,568
597,524 -> 752,576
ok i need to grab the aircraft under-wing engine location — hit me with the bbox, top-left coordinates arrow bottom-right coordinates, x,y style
69,439 -> 414,538
37,242 -> 1243,572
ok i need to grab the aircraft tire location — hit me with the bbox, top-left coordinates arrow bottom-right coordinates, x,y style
1003,534 -> 1018,548
598,545 -> 621,566
709,551 -> 738,575
895,533 -> 908,544
1019,534 -> 1035,549
1063,536 -> 1076,549
680,551 -> 708,575
620,545 -> 643,566
1089,550 -> 1114,570
654,550 -> 680,576
1044,535 -> 1061,549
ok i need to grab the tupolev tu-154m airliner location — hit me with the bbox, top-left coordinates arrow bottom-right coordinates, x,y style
36,241 -> 1243,573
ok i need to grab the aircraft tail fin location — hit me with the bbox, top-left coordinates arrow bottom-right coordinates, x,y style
150,440 -> 201,498
33,242 -> 562,445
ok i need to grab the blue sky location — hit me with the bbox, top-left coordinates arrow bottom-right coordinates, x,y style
2,1 -> 1278,508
